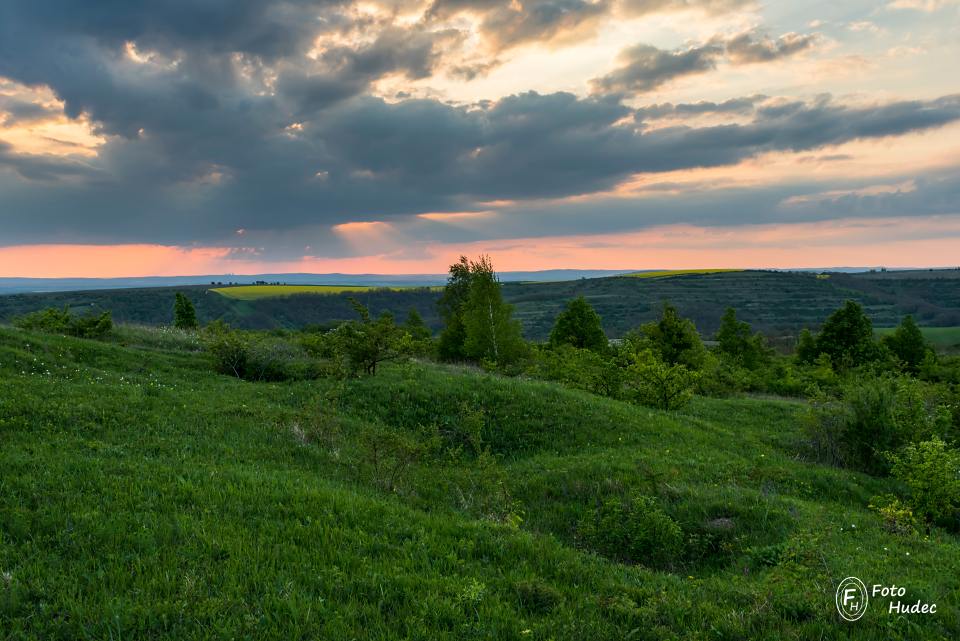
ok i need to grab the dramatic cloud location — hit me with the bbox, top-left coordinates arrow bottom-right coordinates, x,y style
591,43 -> 724,94
1,0 -> 958,270
725,31 -> 818,64
593,30 -> 818,96
634,96 -> 765,120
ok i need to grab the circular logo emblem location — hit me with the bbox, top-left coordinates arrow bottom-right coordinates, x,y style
836,576 -> 869,621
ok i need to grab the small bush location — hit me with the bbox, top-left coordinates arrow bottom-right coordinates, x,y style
579,494 -> 682,568
514,579 -> 562,613
15,307 -> 113,339
356,425 -> 428,493
529,344 -> 623,397
889,437 -> 960,530
202,322 -> 322,381
804,376 -> 948,474
868,494 -> 919,536
623,349 -> 698,410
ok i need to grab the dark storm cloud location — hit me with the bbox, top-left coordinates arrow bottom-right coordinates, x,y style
0,142 -> 99,182
277,26 -> 463,116
590,43 -> 724,94
3,87 -> 960,246
0,0 -> 958,252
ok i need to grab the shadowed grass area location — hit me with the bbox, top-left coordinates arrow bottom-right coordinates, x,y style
1,325 -> 958,640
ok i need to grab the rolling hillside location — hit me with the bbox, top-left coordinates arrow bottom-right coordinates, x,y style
1,325 -> 958,639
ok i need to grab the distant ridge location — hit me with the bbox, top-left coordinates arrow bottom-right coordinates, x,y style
1,267 -> 957,295
0,269 -> 640,294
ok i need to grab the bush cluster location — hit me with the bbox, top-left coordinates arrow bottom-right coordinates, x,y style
14,306 -> 113,339
578,494 -> 683,568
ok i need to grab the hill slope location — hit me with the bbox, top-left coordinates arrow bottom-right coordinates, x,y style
1,326 -> 957,639
2,269 -> 959,342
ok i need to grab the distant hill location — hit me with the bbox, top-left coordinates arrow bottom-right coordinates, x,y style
1,269 -> 958,344
0,269 -> 639,295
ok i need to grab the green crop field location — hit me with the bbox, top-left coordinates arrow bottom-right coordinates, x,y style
1,324 -> 958,639
212,284 -> 441,300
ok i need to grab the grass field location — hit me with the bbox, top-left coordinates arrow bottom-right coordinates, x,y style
1,324 -> 958,639
623,269 -> 745,279
212,285 -> 433,300
876,326 -> 960,351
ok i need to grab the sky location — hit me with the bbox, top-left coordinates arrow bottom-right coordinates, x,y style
0,0 -> 959,277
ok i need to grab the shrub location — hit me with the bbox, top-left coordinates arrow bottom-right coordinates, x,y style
331,300 -> 412,376
14,306 -> 113,339
804,376 -> 946,474
203,322 -> 250,379
355,425 -> 427,493
868,494 -> 919,536
202,322 -> 322,381
514,579 -> 562,613
623,349 -> 698,410
889,437 -> 960,529
579,494 -> 683,568
530,344 -> 623,397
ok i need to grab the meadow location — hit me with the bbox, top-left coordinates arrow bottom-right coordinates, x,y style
1,323 -> 958,639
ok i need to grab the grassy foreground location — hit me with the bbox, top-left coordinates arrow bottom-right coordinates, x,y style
1,325 -> 958,640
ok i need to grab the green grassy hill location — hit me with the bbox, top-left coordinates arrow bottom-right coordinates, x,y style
1,270 -> 958,344
1,325 -> 957,639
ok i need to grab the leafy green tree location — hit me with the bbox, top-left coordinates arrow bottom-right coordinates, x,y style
461,256 -> 525,365
173,292 -> 199,329
334,299 -> 412,376
548,297 -> 607,352
437,256 -> 473,361
629,302 -> 706,370
714,307 -> 768,369
882,315 -> 930,373
814,300 -> 879,368
795,328 -> 818,364
404,308 -> 432,342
